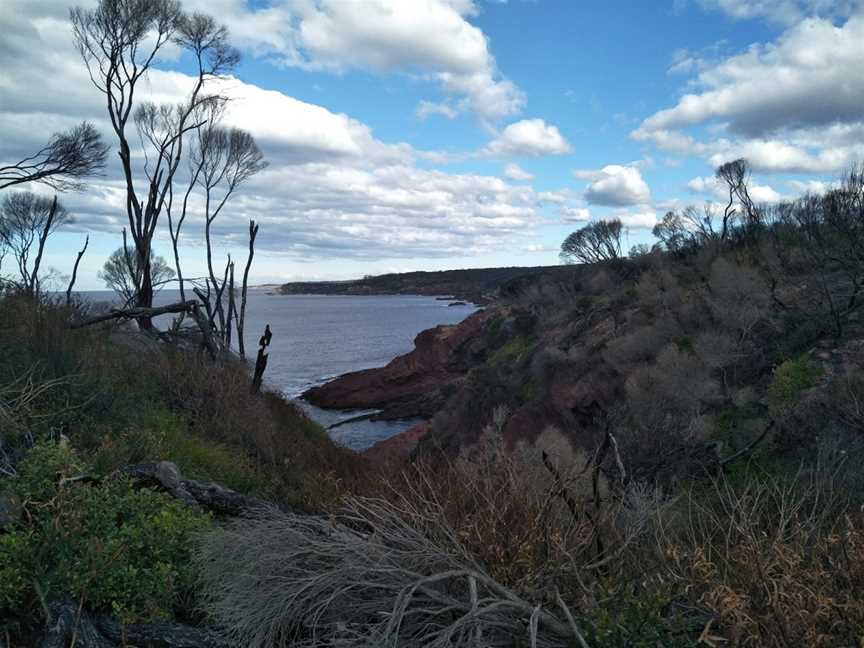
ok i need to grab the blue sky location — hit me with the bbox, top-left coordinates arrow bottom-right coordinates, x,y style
2,0 -> 863,289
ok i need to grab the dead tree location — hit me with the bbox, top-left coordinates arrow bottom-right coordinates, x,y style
66,235 -> 89,305
71,1 -> 240,329
251,325 -> 272,394
165,99 -> 226,303
236,220 -> 259,358
0,122 -> 108,191
72,299 -> 218,357
0,192 -> 70,296
195,125 -> 266,346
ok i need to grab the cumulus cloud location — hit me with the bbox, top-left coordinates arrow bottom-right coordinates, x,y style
186,0 -> 525,122
633,13 -> 864,174
560,206 -> 590,222
416,100 -> 459,120
503,163 -> 534,181
618,211 -> 658,229
482,119 -> 573,157
0,1 -> 545,270
537,190 -> 570,204
574,165 -> 651,207
697,0 -> 863,25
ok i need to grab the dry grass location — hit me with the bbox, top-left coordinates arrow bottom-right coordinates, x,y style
657,460 -> 864,647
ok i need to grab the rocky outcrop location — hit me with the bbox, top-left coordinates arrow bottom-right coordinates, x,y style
304,309 -> 492,420
362,422 -> 431,464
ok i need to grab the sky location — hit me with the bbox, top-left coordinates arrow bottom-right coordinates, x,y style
2,0 -> 863,289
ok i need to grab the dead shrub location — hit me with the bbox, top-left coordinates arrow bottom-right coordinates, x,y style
658,465 -> 864,647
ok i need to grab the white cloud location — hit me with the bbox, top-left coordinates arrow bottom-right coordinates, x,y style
416,100 -> 459,120
687,175 -> 720,194
575,165 -> 652,207
523,243 -> 558,253
188,0 -> 525,122
537,190 -> 570,204
482,119 -> 572,157
633,14 -> 864,174
786,179 -> 833,194
618,211 -> 658,229
697,0 -> 863,25
503,163 -> 534,181
560,206 -> 590,222
0,2 -> 545,273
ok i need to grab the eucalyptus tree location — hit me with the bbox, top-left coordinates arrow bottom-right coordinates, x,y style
560,219 -> 623,265
0,192 -> 70,296
71,0 -> 239,328
0,122 -> 108,192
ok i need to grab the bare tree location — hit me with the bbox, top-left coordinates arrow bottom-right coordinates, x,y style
560,219 -> 623,265
165,98 -> 227,303
236,220 -> 259,358
0,192 -> 70,295
192,124 -> 266,346
99,246 -> 175,306
66,235 -> 89,305
653,205 -> 719,253
786,165 -> 864,336
0,122 -> 108,191
71,0 -> 240,328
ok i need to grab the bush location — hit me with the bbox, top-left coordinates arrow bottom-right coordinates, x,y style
0,443 -> 209,626
658,466 -> 864,647
90,407 -> 276,499
767,355 -> 821,413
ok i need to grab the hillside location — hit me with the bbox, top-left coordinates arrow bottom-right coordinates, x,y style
4,170 -> 864,646
277,265 -> 571,304
300,171 -> 864,645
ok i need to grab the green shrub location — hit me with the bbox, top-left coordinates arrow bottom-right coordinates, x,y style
585,588 -> 697,647
767,355 -> 822,413
0,443 -> 209,625
90,407 -> 275,498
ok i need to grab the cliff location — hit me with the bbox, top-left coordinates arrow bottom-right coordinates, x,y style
304,309 -> 492,419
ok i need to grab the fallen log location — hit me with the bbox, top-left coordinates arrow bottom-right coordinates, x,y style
71,300 -> 199,329
71,299 -> 219,358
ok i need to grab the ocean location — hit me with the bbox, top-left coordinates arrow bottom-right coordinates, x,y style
79,290 -> 477,450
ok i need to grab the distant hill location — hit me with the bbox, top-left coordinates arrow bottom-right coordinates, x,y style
277,266 -> 570,304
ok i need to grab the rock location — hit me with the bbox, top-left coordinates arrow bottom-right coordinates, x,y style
155,461 -> 182,490
94,616 -> 230,648
181,479 -> 261,516
363,422 -> 430,465
39,599 -> 230,648
40,600 -> 115,648
304,309 -> 491,419
0,491 -> 22,527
